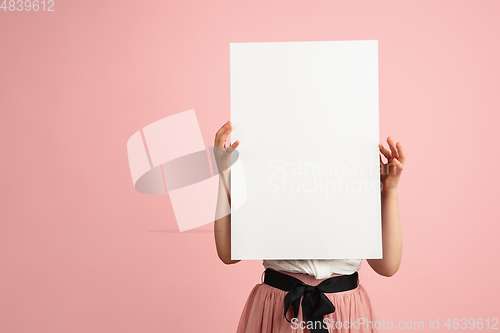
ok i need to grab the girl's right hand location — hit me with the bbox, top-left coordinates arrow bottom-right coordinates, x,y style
213,120 -> 239,174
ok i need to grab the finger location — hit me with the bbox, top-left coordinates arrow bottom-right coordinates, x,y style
394,157 -> 404,170
225,140 -> 239,151
379,143 -> 392,161
379,152 -> 387,175
392,157 -> 404,176
215,120 -> 230,137
217,124 -> 232,147
387,137 -> 399,159
396,142 -> 406,165
214,121 -> 231,147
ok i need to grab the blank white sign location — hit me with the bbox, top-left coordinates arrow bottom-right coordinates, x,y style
230,40 -> 382,260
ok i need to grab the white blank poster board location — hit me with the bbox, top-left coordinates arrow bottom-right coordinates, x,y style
230,40 -> 382,260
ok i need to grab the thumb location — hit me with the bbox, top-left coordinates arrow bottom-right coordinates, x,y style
227,140 -> 239,153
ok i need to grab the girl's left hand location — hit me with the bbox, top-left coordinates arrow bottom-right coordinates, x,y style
379,137 -> 406,193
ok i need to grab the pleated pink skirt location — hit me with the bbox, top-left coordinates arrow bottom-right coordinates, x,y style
236,270 -> 379,333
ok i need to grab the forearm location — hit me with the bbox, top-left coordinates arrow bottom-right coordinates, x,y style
214,173 -> 240,265
367,189 -> 403,276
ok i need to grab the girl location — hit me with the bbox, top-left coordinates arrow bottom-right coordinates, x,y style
214,120 -> 404,333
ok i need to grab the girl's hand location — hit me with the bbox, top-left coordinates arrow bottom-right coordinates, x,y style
213,120 -> 239,174
378,137 -> 406,193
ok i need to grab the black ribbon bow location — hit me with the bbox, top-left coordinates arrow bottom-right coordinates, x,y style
263,268 -> 358,333
284,280 -> 336,332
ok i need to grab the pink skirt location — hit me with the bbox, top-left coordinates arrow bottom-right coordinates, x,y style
236,270 -> 379,333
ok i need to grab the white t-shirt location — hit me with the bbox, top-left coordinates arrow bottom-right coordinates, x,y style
263,259 -> 362,279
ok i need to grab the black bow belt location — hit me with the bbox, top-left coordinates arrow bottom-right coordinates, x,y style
263,268 -> 358,333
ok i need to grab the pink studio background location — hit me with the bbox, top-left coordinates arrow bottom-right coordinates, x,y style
1,1 -> 499,332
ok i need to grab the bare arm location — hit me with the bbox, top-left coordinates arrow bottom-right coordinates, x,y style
367,137 -> 405,277
213,120 -> 240,265
214,173 -> 241,264
367,189 -> 402,276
